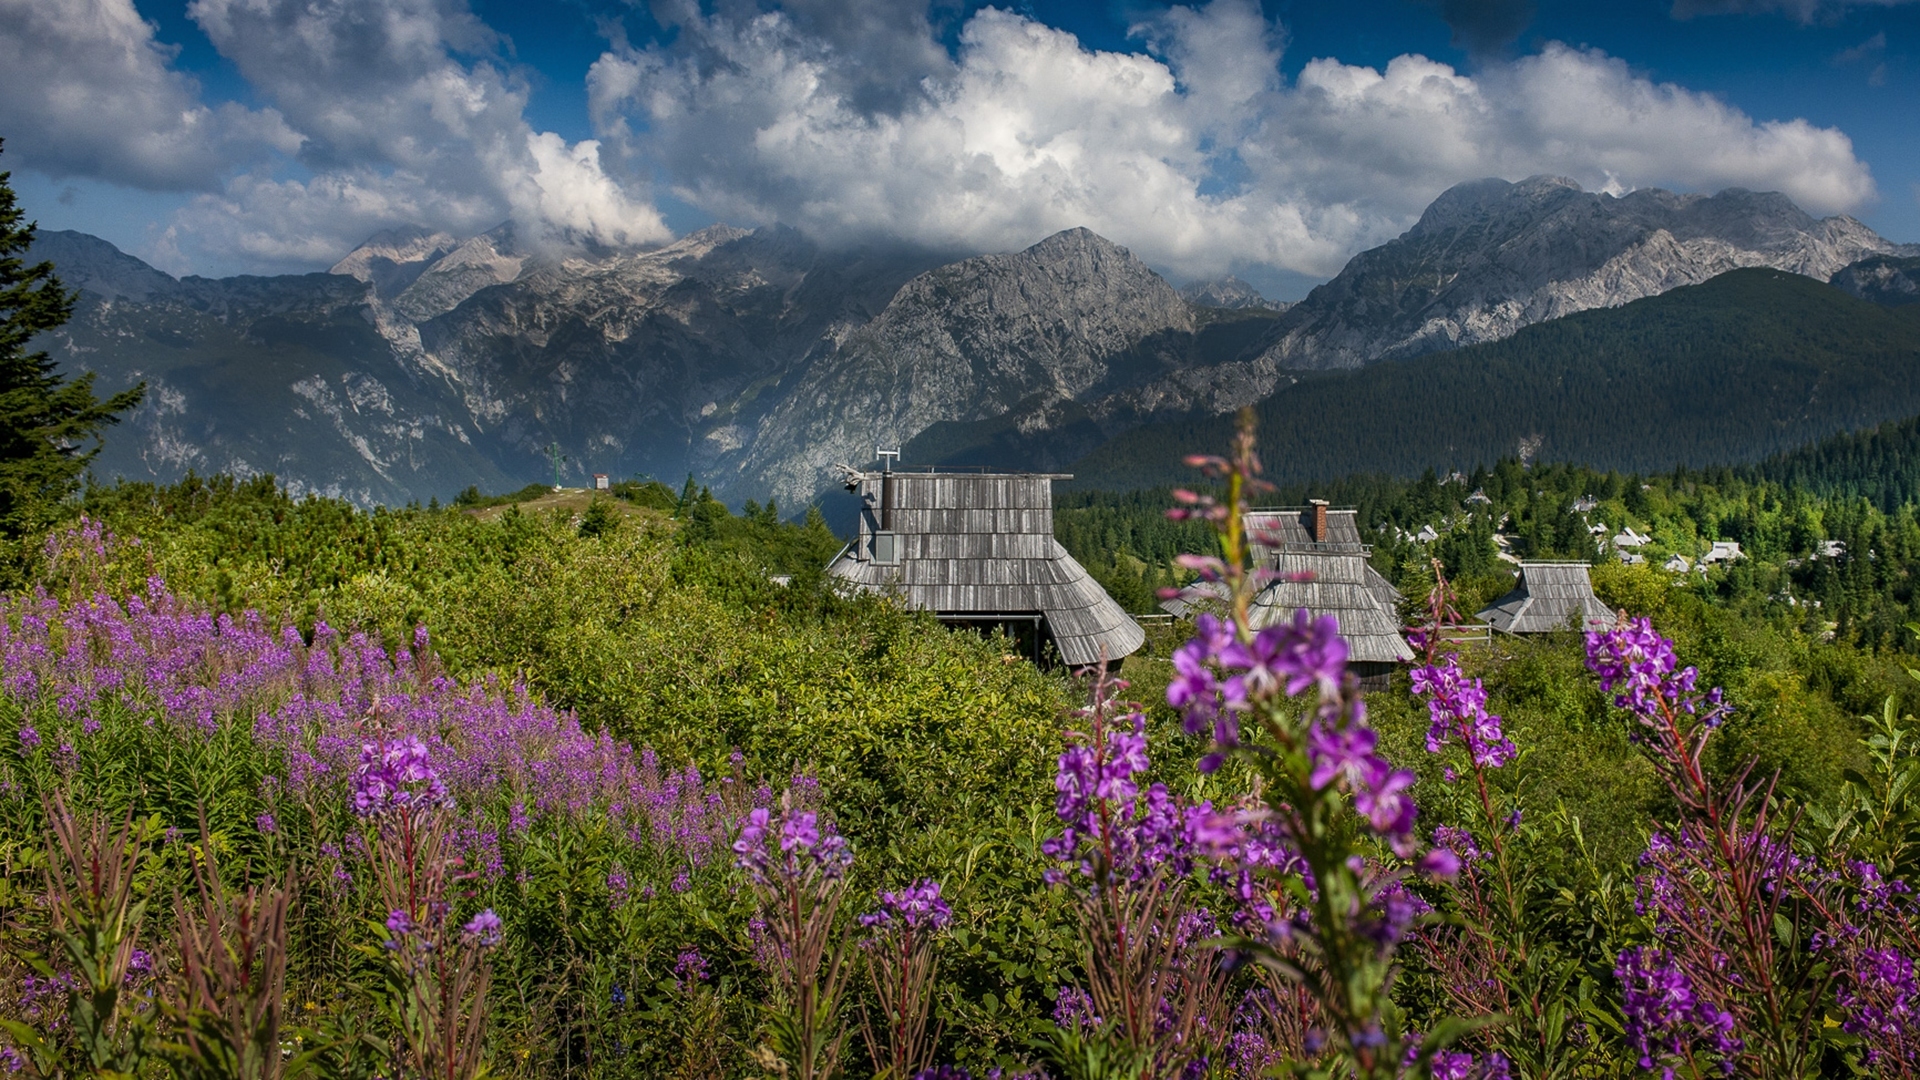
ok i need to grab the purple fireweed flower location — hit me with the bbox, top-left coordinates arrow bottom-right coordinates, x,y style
1306,723 -> 1383,792
1357,876 -> 1431,950
384,909 -> 415,949
733,803 -> 771,880
462,909 -> 503,948
1104,726 -> 1150,799
1585,618 -> 1729,731
733,807 -> 773,882
1417,847 -> 1461,879
352,737 -> 451,817
859,878 -> 952,931
1615,945 -> 1742,1075
1221,609 -> 1348,700
254,813 -> 276,835
16,726 -> 38,751
674,949 -> 709,984
1053,986 -> 1102,1028
1431,826 -> 1483,865
734,805 -> 851,885
1410,656 -> 1514,769
1424,1048 -> 1511,1080
1816,915 -> 1920,1068
1168,618 -> 1230,735
606,865 -> 630,909
780,811 -> 821,853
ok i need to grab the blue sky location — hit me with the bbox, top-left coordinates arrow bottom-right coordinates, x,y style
2,0 -> 1914,296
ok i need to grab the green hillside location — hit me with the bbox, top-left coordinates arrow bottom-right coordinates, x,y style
1070,268 -> 1920,490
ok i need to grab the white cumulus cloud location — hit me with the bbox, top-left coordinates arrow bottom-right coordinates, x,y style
589,0 -> 1877,279
0,0 -> 298,190
165,0 -> 669,272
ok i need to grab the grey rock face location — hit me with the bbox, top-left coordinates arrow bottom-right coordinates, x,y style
741,228 -> 1197,504
329,225 -> 461,300
413,224 -> 936,495
1246,176 -> 1903,376
1179,276 -> 1290,311
1832,254 -> 1920,307
28,231 -> 180,303
35,225 -> 939,505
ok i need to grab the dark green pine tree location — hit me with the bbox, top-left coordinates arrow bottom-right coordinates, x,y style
0,142 -> 145,541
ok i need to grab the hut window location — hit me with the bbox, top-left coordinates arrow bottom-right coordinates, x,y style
872,531 -> 899,565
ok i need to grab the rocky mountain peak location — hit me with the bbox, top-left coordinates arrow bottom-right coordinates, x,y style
388,224 -> 526,325
741,227 -> 1198,503
1406,175 -> 1583,238
28,230 -> 178,302
1248,176 -> 1903,374
329,226 -> 461,284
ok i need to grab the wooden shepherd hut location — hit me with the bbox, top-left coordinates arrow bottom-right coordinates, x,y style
1476,561 -> 1615,633
1162,500 -> 1413,688
826,463 -> 1144,667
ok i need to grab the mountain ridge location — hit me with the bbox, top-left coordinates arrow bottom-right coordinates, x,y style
27,176 -> 1918,507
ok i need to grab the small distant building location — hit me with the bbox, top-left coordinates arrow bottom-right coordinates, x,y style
1664,554 -> 1693,573
1821,539 -> 1846,559
1476,562 -> 1614,634
592,473 -> 611,490
1613,527 -> 1652,548
1465,489 -> 1493,506
1616,550 -> 1646,565
826,464 -> 1143,667
1701,541 -> 1743,565
1169,501 -> 1413,689
1572,495 -> 1600,513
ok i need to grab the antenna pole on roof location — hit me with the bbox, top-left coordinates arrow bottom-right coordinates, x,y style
875,447 -> 900,531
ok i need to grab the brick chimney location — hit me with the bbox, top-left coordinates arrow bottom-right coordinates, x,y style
1309,499 -> 1329,544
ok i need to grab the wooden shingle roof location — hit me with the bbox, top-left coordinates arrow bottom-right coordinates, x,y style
1476,562 -> 1614,634
1160,506 -> 1411,665
1245,507 -> 1367,551
1252,552 -> 1414,664
826,471 -> 1144,666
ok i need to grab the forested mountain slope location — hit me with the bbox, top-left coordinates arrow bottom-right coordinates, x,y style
1752,413 -> 1920,510
1070,268 -> 1920,490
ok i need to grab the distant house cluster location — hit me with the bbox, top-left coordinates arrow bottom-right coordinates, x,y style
821,461 -> 1639,685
